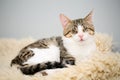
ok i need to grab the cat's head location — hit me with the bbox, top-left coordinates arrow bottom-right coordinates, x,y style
60,11 -> 95,42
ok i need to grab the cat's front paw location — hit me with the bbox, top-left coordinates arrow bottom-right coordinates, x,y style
66,59 -> 75,65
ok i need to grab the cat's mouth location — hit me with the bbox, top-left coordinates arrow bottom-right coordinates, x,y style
79,38 -> 88,42
79,38 -> 85,42
80,39 -> 84,41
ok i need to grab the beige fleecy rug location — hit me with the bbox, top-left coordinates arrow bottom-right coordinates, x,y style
0,33 -> 120,80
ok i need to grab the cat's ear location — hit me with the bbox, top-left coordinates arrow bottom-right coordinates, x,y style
84,10 -> 93,24
60,14 -> 71,28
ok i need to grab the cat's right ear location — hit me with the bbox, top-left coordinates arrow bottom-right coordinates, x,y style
84,10 -> 93,24
60,14 -> 71,28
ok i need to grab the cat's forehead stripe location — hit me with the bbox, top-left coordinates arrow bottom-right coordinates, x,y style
73,19 -> 83,25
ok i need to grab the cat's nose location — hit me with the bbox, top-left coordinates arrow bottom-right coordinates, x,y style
78,34 -> 84,39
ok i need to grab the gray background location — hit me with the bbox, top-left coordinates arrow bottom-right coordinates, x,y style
0,0 -> 120,43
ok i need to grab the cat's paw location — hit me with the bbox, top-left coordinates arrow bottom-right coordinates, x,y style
65,59 -> 75,65
41,71 -> 48,76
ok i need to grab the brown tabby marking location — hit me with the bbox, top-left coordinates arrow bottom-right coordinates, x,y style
11,11 -> 94,75
63,11 -> 94,38
11,36 -> 75,75
63,18 -> 94,38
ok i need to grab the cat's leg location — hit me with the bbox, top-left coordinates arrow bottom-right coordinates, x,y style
63,55 -> 75,65
56,36 -> 75,65
11,39 -> 49,67
11,49 -> 34,67
60,52 -> 75,65
41,71 -> 48,76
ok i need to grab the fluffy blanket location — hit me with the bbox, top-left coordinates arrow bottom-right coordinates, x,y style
0,33 -> 120,80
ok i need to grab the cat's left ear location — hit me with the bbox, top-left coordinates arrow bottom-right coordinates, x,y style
84,10 -> 93,24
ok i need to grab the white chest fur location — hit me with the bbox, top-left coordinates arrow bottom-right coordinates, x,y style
62,37 -> 96,62
23,45 -> 60,65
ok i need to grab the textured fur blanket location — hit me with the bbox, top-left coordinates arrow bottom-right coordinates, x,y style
0,33 -> 120,80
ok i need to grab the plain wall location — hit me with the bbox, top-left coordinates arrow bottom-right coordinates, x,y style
0,0 -> 120,43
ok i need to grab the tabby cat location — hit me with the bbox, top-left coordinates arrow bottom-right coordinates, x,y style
11,11 -> 96,75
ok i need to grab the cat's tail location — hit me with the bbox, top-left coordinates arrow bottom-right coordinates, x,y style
20,62 -> 66,75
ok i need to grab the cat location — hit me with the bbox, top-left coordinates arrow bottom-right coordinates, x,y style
10,11 -> 96,76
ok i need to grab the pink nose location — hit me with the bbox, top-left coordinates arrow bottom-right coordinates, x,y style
78,34 -> 84,39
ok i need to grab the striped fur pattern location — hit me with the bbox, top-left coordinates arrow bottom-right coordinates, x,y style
11,37 -> 75,75
11,11 -> 95,75
63,11 -> 94,38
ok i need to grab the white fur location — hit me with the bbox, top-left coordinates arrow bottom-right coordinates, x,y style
23,25 -> 96,65
23,45 -> 60,65
62,25 -> 96,62
73,25 -> 92,42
